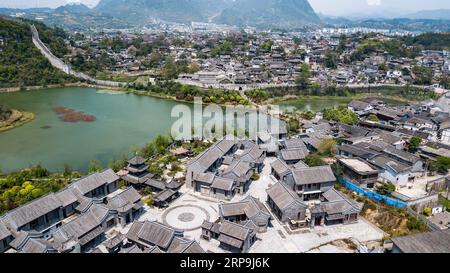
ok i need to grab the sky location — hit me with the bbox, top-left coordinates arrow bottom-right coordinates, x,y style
2,0 -> 450,16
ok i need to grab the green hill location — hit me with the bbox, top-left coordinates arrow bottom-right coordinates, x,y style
94,0 -> 320,27
94,0 -> 206,24
213,0 -> 321,28
0,17 -> 75,88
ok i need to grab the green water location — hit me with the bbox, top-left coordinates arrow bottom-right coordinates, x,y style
0,88 -> 400,174
278,96 -> 406,112
278,97 -> 352,112
0,87 -> 187,173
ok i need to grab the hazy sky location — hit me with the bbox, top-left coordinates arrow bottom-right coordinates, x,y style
2,0 -> 450,16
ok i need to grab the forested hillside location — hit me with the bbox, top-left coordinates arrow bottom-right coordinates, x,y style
0,17 -> 76,88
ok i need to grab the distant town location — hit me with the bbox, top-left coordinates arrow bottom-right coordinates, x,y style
0,1 -> 450,255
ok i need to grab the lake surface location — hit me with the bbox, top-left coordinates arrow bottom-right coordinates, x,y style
278,96 -> 406,112
0,87 -> 187,173
0,88 -> 404,173
0,87 -> 280,173
278,97 -> 352,112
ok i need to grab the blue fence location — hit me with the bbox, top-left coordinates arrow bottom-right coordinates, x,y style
338,177 -> 407,208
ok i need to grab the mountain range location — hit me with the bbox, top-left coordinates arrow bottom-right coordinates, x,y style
55,3 -> 92,14
406,9 -> 450,20
92,0 -> 321,28
2,1 -> 450,30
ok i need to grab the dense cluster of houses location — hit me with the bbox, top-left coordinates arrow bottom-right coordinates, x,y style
0,159 -> 201,253
1,94 -> 449,253
65,27 -> 450,91
187,138 -> 265,200
335,98 -> 450,191
194,133 -> 363,252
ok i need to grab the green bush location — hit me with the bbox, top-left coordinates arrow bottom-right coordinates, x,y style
423,207 -> 432,217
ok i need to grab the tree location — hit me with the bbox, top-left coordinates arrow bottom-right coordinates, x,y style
305,154 -> 327,167
109,159 -> 126,172
188,63 -> 200,74
324,50 -> 339,69
429,156 -> 450,175
337,34 -> 347,53
323,106 -> 359,125
412,66 -> 433,85
367,114 -> 379,122
296,63 -> 311,89
88,160 -> 103,174
161,56 -> 178,80
318,139 -> 338,157
288,118 -> 300,135
0,105 -> 12,121
300,111 -> 315,120
63,164 -> 73,177
376,182 -> 396,196
407,136 -> 422,152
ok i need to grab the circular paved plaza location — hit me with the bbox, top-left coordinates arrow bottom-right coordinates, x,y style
162,205 -> 211,231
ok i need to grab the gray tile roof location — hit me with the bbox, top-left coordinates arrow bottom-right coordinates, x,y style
52,204 -> 109,247
321,188 -> 362,215
392,230 -> 450,253
107,187 -> 142,213
128,156 -> 148,165
188,146 -> 224,173
222,159 -> 252,179
211,177 -> 235,191
383,146 -> 421,165
266,182 -> 307,210
271,159 -> 291,176
127,221 -> 176,249
281,148 -> 308,161
55,188 -> 79,208
239,144 -> 265,163
19,238 -> 54,253
339,144 -> 379,159
194,172 -> 215,185
219,196 -> 271,223
71,169 -> 119,196
144,179 -> 167,190
292,161 -> 309,169
369,154 -> 411,174
219,220 -> 252,242
119,245 -> 143,253
104,233 -> 124,249
167,237 -> 205,253
0,219 -> 11,240
291,166 -> 336,185
154,189 -> 177,202
4,193 -> 62,230
349,100 -> 370,111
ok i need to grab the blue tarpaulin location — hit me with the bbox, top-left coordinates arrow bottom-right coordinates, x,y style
338,177 -> 407,208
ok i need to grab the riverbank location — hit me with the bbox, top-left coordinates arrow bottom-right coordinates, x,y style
0,82 -> 438,115
1,82 -> 257,109
0,110 -> 35,133
272,93 -> 413,107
